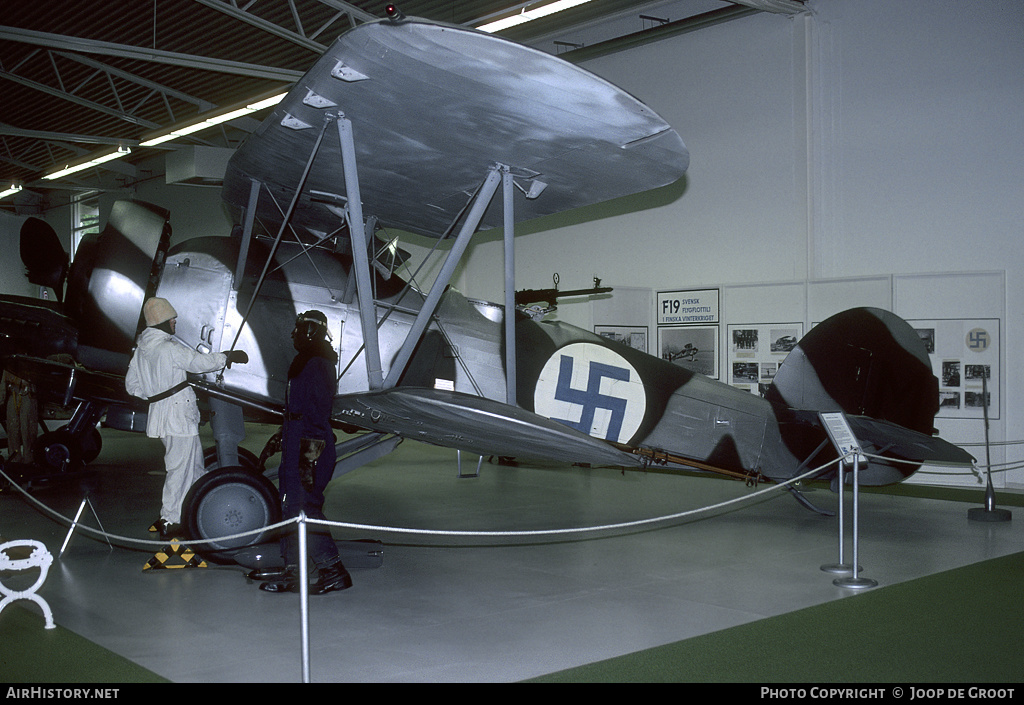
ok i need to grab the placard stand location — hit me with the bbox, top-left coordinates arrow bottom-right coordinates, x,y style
818,412 -> 876,589
968,374 -> 1011,523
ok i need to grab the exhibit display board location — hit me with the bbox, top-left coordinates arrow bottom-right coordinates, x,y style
589,271 -> 1005,488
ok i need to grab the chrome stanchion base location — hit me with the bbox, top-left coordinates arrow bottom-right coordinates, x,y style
821,562 -> 862,574
968,506 -> 1012,522
968,482 -> 1012,522
833,575 -> 878,590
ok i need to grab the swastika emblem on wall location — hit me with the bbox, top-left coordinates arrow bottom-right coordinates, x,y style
966,328 -> 990,353
534,342 -> 646,444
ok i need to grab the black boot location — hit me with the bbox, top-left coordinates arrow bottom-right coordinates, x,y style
311,559 -> 352,594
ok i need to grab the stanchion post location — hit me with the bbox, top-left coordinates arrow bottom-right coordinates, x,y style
58,494 -> 111,557
820,462 -> 851,575
298,512 -> 311,683
968,374 -> 1011,522
833,453 -> 877,590
60,497 -> 89,557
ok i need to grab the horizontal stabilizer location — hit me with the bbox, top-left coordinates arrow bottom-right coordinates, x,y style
847,415 -> 975,467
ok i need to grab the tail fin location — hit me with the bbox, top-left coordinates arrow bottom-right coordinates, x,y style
766,308 -> 973,484
767,307 -> 938,433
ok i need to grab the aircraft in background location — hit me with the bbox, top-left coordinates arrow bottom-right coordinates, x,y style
1,10 -> 973,559
667,343 -> 700,363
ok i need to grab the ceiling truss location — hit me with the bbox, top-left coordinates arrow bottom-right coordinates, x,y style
0,0 -> 805,204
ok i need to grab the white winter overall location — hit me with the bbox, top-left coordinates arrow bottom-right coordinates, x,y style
125,327 -> 227,524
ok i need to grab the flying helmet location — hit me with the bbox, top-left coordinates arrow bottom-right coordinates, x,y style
292,309 -> 330,347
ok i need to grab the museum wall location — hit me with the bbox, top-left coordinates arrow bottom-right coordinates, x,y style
453,0 -> 1024,487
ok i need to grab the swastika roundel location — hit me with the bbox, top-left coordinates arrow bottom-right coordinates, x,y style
534,342 -> 647,445
966,328 -> 990,353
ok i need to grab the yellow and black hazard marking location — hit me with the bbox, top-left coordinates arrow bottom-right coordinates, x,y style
143,540 -> 207,570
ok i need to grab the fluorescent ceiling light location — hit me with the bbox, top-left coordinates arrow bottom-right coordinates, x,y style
39,91 -> 287,181
139,92 -> 287,148
0,183 -> 23,200
477,0 -> 594,33
43,148 -> 131,181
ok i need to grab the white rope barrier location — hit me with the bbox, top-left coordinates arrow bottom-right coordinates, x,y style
0,444 -> 993,554
0,456 -> 843,550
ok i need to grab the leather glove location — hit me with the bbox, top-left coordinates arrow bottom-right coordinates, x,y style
224,350 -> 249,367
299,438 -> 326,492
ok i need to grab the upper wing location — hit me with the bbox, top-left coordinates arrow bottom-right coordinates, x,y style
222,17 -> 689,240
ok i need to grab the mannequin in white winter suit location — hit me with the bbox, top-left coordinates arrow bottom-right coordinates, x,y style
125,297 -> 247,537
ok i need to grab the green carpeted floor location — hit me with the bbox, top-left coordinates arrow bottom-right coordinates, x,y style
0,605 -> 169,683
529,550 -> 1024,683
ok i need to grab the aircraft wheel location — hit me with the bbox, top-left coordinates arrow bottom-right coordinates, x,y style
32,426 -> 102,472
33,429 -> 80,472
182,467 -> 281,564
202,445 -> 260,473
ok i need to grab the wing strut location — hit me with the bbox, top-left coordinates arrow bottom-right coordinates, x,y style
228,115 -> 334,355
381,166 -> 504,389
233,178 -> 260,289
336,115 -> 384,390
503,169 -> 516,406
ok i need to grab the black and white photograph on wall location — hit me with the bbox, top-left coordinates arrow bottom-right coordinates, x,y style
732,327 -> 758,352
916,327 -> 936,354
726,322 -> 804,394
594,325 -> 648,353
942,360 -> 961,387
732,361 -> 758,384
912,318 -> 1000,419
770,328 -> 800,352
658,325 -> 718,378
939,390 -> 961,410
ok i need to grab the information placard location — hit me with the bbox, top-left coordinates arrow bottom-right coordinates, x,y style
818,411 -> 867,466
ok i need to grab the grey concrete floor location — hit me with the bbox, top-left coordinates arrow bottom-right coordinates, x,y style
1,424 -> 1021,682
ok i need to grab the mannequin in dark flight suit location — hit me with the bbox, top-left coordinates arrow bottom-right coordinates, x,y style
261,310 -> 351,594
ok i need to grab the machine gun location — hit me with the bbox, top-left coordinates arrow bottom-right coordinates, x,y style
515,275 -> 613,312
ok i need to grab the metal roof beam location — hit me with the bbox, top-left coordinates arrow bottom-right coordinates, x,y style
192,0 -> 326,53
0,67 -> 163,129
54,52 -> 217,112
0,124 -> 140,146
0,26 -> 304,82
190,0 -> 378,53
729,0 -> 806,15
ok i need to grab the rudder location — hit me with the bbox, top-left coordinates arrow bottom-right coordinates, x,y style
767,307 -> 939,434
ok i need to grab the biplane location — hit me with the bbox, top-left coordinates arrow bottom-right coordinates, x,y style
1,10 -> 972,558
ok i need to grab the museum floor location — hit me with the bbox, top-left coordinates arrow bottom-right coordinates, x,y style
1,424 -> 1021,683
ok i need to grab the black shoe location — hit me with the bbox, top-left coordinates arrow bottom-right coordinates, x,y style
259,566 -> 299,593
259,579 -> 297,593
247,567 -> 288,581
311,561 -> 352,594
